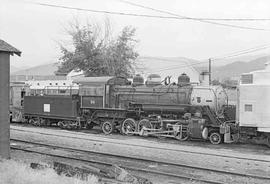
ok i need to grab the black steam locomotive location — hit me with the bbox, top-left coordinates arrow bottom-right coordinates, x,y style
11,74 -> 234,144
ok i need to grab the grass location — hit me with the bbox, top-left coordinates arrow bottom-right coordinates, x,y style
0,159 -> 98,184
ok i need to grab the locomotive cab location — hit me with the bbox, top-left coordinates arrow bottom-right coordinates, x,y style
73,76 -> 130,132
73,76 -> 130,109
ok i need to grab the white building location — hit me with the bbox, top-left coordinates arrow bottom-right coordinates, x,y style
26,80 -> 79,95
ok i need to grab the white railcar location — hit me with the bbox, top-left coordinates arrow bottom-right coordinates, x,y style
26,80 -> 79,95
237,62 -> 270,145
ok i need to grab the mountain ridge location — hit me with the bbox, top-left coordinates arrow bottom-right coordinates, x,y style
11,55 -> 270,81
212,55 -> 270,80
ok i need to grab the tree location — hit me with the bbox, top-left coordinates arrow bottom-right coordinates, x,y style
212,79 -> 221,85
57,20 -> 138,77
105,26 -> 138,77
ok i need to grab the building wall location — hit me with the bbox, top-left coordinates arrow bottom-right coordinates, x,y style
0,52 -> 10,158
10,75 -> 66,82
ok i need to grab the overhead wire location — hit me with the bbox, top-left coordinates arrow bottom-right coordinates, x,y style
138,43 -> 270,67
26,1 -> 270,72
29,2 -> 181,19
140,43 -> 270,65
29,1 -> 270,31
118,0 -> 270,31
189,18 -> 270,21
212,46 -> 270,61
210,43 -> 270,60
147,44 -> 270,73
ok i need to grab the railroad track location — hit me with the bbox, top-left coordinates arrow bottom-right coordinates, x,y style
11,126 -> 270,163
10,138 -> 270,184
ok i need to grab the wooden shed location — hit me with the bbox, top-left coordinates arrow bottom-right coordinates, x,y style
0,39 -> 21,159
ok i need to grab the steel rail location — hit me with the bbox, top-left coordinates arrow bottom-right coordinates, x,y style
11,141 -> 222,184
11,126 -> 270,163
10,138 -> 270,183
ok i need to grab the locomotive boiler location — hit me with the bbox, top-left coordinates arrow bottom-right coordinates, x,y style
113,73 -> 228,120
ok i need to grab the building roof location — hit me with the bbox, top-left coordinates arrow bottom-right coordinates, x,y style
73,76 -> 114,86
0,39 -> 21,56
66,70 -> 84,77
73,76 -> 129,86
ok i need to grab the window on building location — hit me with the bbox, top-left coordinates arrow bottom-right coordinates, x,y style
63,83 -> 66,85
55,83 -> 58,85
241,74 -> 253,84
59,89 -> 66,93
245,104 -> 252,112
37,83 -> 40,86
49,83 -> 52,85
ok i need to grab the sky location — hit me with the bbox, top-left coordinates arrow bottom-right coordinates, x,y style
1,0 -> 270,68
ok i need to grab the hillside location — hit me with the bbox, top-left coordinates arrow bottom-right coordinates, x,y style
12,63 -> 60,76
11,55 -> 270,81
10,66 -> 20,73
212,55 -> 270,80
136,56 -> 200,82
12,56 -> 201,82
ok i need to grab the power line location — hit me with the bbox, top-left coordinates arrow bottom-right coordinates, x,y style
210,43 -> 270,60
193,18 -> 270,21
118,0 -> 270,31
139,57 -> 198,64
27,1 -> 270,71
30,2 -> 181,19
212,45 -> 270,60
146,43 -> 270,64
29,2 -> 270,30
153,60 -> 208,73
149,45 -> 270,73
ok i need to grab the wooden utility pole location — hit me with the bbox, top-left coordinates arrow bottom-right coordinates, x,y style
209,58 -> 212,85
0,40 -> 21,159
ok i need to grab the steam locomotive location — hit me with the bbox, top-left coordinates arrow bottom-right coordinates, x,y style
11,63 -> 270,147
11,72 -> 236,145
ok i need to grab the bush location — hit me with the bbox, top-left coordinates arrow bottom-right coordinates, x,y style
0,159 -> 98,184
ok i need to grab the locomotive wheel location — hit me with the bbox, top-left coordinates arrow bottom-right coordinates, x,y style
102,121 -> 114,135
267,139 -> 270,148
266,136 -> 270,148
65,121 -> 72,129
29,118 -> 40,126
58,121 -> 70,129
121,118 -> 136,135
86,119 -> 95,130
58,121 -> 64,129
28,119 -> 35,125
209,132 -> 222,145
138,119 -> 152,131
175,131 -> 189,141
86,122 -> 95,130
38,118 -> 45,126
175,123 -> 189,141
